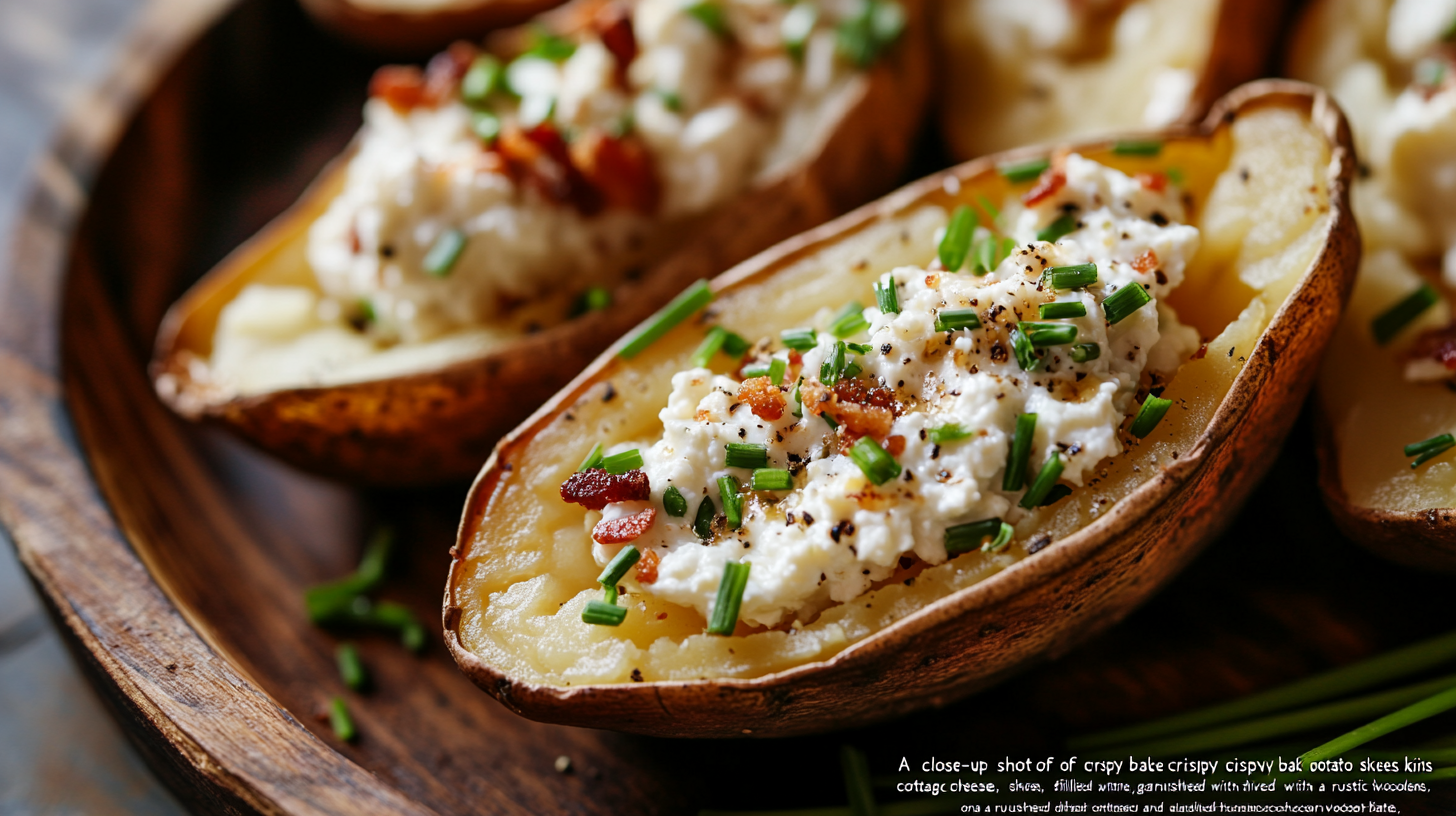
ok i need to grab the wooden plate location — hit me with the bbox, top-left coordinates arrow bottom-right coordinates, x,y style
4,0 -> 1456,813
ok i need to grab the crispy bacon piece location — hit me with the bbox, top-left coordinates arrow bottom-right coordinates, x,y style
499,124 -> 604,215
593,1 -> 637,86
1132,249 -> 1159,274
1022,168 -> 1068,207
802,379 -> 896,443
885,435 -> 906,457
560,468 -> 650,510
635,547 -> 660,584
833,378 -> 898,413
423,41 -> 480,106
1136,172 -> 1168,193
369,65 -> 426,112
569,131 -> 661,215
593,508 -> 657,544
1408,322 -> 1456,371
737,376 -> 786,421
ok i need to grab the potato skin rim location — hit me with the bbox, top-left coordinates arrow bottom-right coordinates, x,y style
443,80 -> 1360,738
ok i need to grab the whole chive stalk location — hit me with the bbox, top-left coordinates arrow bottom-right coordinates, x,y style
304,528 -> 395,623
725,442 -> 769,470
830,301 -> 869,338
1130,396 -> 1173,438
934,308 -> 981,332
929,424 -> 973,445
1070,343 -> 1101,363
1019,453 -> 1064,509
718,476 -> 743,529
768,355 -> 788,385
1036,213 -> 1077,243
874,280 -> 900,314
781,3 -> 817,61
1003,414 -> 1036,491
1044,263 -> 1098,290
1010,327 -> 1040,371
938,205 -> 977,272
751,468 -> 794,491
981,522 -> 1015,553
602,448 -> 644,474
329,696 -> 357,741
663,486 -> 688,517
1021,322 -> 1078,347
1407,433 -> 1456,468
998,157 -> 1049,183
577,442 -> 605,472
841,745 -> 876,816
1039,300 -> 1087,319
1103,283 -> 1152,324
336,643 -> 368,691
423,228 -> 467,277
945,518 -> 1003,555
707,561 -> 751,635
1373,283 -> 1439,345
581,599 -> 627,626
598,546 -> 641,588
1112,139 -> 1163,156
782,327 -> 818,351
1301,685 -> 1456,767
693,496 -> 716,539
691,326 -> 731,367
619,279 -> 713,359
849,437 -> 901,486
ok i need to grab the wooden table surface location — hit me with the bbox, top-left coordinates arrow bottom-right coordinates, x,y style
0,0 -> 185,811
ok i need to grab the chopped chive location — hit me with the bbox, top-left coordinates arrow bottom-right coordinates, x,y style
1003,414 -> 1036,491
651,87 -> 683,111
598,546 -> 641,588
581,599 -> 627,626
718,476 -> 742,529
1036,213 -> 1078,243
469,109 -> 501,143
849,437 -> 901,486
1372,283 -> 1439,345
934,308 -> 981,332
524,26 -> 576,60
843,360 -> 863,379
577,442 -> 605,472
329,696 -> 356,741
1044,263 -> 1098,290
685,1 -> 730,38
874,280 -> 900,314
1019,452 -> 1065,509
461,55 -> 503,104
741,361 -> 771,379
401,622 -> 426,653
791,377 -> 804,418
821,411 -> 839,430
602,449 -> 643,474
846,342 -> 873,355
1104,282 -> 1152,324
1070,343 -> 1101,363
691,326 -> 730,367
1021,321 -> 1078,347
572,285 -> 611,315
316,598 -> 427,652
1112,139 -> 1163,156
938,205 -> 977,272
1417,57 -> 1448,88
781,3 -> 817,60
722,331 -> 751,357
1302,685 -> 1456,767
693,495 -> 716,539
841,745 -> 877,816
945,518 -> 1003,555
1406,433 -> 1456,457
1130,395 -> 1173,438
981,522 -> 1015,553
707,561 -> 751,636
1039,300 -> 1087,319
751,468 -> 794,491
768,355 -> 788,384
998,157 -> 1050,183
663,486 -> 688,517
1166,167 -> 1185,186
356,298 -> 376,325
830,301 -> 869,338
976,194 -> 1000,221
423,228 -> 467,277
304,528 -> 395,623
781,327 -> 818,351
835,0 -> 904,68
971,235 -> 1016,276
602,584 -> 618,606
1010,327 -> 1040,371
725,443 -> 769,469
336,643 -> 368,691
619,279 -> 713,359
1040,483 -> 1072,506
821,340 -> 848,382
929,424 -> 973,445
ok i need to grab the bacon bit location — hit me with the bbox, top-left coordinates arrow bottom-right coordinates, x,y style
499,124 -> 604,215
738,376 -> 785,421
1408,322 -> 1456,371
593,508 -> 657,544
1193,343 -> 1208,360
884,435 -> 906,457
593,2 -> 637,86
560,468 -> 650,510
423,41 -> 479,106
802,380 -> 896,444
348,223 -> 361,255
834,378 -> 898,414
695,409 -> 714,422
1136,172 -> 1169,193
569,131 -> 661,215
369,65 -> 426,112
1132,249 -> 1159,274
635,548 -> 660,584
1022,168 -> 1067,207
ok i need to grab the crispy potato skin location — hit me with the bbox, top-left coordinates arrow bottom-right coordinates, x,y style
443,81 -> 1359,738
149,0 -> 932,486
298,0 -> 563,57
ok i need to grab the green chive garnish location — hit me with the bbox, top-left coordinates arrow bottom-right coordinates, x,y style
841,745 -> 877,816
938,205 -> 977,272
693,496 -> 716,539
423,228 -> 466,277
929,424 -> 972,445
304,528 -> 394,623
691,326 -> 730,367
830,301 -> 869,338
652,88 -> 683,111
598,546 -> 641,588
1044,263 -> 1098,290
1406,433 -> 1456,468
725,443 -> 768,470
998,157 -> 1050,183
874,280 -> 900,314
1021,321 -> 1078,347
685,1 -> 730,37
791,378 -> 804,418
1103,282 -> 1152,324
1070,343 -> 1101,363
460,55 -> 502,104
707,561 -> 751,636
318,598 -> 426,652
1003,414 -> 1036,491
1019,452 -> 1064,509
846,342 -> 872,355
602,583 -> 619,606
781,3 -> 817,60
945,518 -> 1003,555
1302,685 -> 1456,768
781,327 -> 818,351
1040,484 -> 1072,506
1010,326 -> 1040,371
329,696 -> 356,741
934,308 -> 981,332
1112,139 -> 1163,156
835,0 -> 905,68
577,442 -> 605,472
663,486 -> 688,517
821,411 -> 839,430
1166,167 -> 1185,186
572,285 -> 611,315
581,599 -> 627,626
722,331 -> 751,356
821,340 -> 848,383
619,279 -> 713,359
1417,57 -> 1448,88
768,355 -> 788,385
602,449 -> 643,474
1036,213 -> 1077,243
981,521 -> 1015,553
976,194 -> 1000,221
1372,283 -> 1439,345
718,476 -> 743,529
336,643 -> 368,691
751,468 -> 794,491
524,26 -> 575,60
849,436 -> 901,485
971,235 -> 1015,275
1130,395 -> 1173,438
1039,300 -> 1087,319
469,109 -> 501,143
741,361 -> 771,379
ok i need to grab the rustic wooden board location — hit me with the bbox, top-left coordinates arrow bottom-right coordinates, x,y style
3,0 -> 1456,813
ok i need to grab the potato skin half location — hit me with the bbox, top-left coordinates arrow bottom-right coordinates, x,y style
149,0 -> 932,486
443,81 -> 1359,738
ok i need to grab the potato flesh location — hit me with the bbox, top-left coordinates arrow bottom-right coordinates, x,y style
456,108 -> 1332,685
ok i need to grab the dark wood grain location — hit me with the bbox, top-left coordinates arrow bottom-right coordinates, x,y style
3,0 -> 1456,813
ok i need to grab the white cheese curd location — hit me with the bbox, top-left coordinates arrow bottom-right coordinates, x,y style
593,155 -> 1201,628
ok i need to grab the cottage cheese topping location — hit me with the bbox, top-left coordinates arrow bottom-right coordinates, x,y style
593,155 -> 1200,627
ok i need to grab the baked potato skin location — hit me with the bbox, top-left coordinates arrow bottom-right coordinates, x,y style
443,82 -> 1358,738
298,0 -> 563,58
150,0 -> 932,486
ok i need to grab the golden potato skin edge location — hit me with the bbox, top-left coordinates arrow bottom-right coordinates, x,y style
149,0 -> 933,486
297,0 -> 563,58
442,81 -> 1360,738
